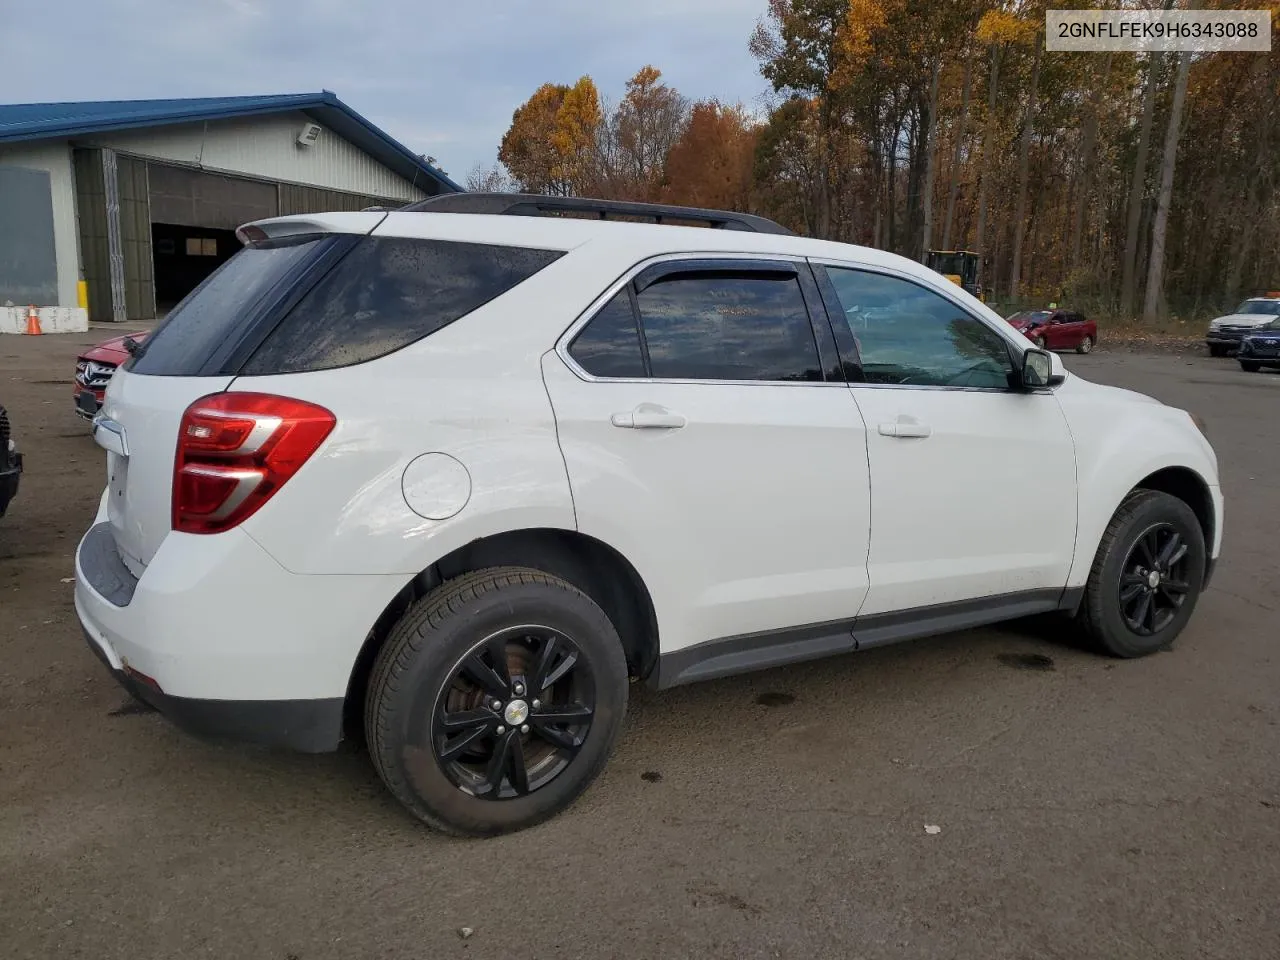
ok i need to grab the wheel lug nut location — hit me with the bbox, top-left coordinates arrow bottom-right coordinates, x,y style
496,725 -> 505,735
520,724 -> 530,734
532,699 -> 540,710
514,683 -> 524,695
491,699 -> 502,710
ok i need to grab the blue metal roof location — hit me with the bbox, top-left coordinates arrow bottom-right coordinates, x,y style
0,91 -> 462,194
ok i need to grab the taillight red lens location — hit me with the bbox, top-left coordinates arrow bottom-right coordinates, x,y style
173,392 -> 335,534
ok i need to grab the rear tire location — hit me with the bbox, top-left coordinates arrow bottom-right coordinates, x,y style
1240,360 -> 1261,372
1208,344 -> 1226,357
365,566 -> 628,836
1076,335 -> 1094,355
1077,490 -> 1205,658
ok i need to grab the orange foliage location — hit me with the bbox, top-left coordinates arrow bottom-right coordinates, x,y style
662,101 -> 759,212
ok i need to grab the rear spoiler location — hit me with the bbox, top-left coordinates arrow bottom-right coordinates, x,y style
236,211 -> 389,245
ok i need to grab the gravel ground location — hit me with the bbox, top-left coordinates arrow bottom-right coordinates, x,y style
2,332 -> 1276,960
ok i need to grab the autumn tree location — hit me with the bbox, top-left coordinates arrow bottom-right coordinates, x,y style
662,101 -> 759,211
492,3 -> 1280,320
613,66 -> 690,199
751,0 -> 854,237
498,77 -> 601,196
753,97 -> 825,234
465,163 -> 514,192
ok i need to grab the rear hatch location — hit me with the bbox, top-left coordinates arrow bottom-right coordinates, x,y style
97,213 -> 385,574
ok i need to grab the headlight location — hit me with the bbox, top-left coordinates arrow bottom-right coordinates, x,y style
1209,319 -> 1223,330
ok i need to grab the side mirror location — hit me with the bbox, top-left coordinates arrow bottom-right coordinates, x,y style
1020,348 -> 1064,389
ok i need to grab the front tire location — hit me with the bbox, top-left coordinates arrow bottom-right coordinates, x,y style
1208,344 -> 1226,357
365,567 -> 629,836
1240,360 -> 1261,372
1077,490 -> 1205,658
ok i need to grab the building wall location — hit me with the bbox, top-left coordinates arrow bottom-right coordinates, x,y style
93,112 -> 429,203
0,141 -> 82,307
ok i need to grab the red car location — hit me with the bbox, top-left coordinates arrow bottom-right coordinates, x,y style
1005,308 -> 1097,354
74,331 -> 149,420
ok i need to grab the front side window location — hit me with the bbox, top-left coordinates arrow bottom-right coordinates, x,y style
634,274 -> 822,382
824,267 -> 1014,389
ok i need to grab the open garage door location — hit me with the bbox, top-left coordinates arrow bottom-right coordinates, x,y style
76,153 -> 406,321
147,165 -> 280,315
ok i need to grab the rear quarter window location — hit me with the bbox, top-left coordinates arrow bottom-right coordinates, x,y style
128,236 -> 326,376
242,237 -> 564,375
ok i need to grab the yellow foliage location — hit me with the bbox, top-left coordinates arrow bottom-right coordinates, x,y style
976,9 -> 1037,46
839,0 -> 890,60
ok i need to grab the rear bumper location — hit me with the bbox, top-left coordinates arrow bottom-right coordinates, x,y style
0,453 -> 21,516
81,624 -> 344,752
74,515 -> 405,752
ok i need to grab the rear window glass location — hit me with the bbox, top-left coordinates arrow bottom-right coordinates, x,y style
129,237 -> 323,376
242,237 -> 564,375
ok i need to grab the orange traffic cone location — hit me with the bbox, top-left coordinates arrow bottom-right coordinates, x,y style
24,305 -> 42,336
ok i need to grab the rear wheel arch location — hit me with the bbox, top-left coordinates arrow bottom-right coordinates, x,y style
344,528 -> 658,738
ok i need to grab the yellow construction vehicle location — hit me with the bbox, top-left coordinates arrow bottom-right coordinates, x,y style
926,250 -> 982,300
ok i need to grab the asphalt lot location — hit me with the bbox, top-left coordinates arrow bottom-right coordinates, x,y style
2,331 -> 1277,960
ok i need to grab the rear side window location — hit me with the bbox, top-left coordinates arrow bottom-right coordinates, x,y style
568,291 -> 646,378
242,237 -> 563,375
129,237 -> 324,376
636,274 -> 822,382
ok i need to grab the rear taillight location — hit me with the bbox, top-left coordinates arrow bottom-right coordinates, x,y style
173,392 -> 335,534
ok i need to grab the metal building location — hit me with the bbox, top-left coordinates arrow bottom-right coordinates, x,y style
0,92 -> 460,331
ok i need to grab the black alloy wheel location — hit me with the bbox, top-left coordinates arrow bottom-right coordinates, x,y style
1117,523 -> 1192,636
1077,489 -> 1206,658
365,567 -> 628,836
433,626 -> 595,800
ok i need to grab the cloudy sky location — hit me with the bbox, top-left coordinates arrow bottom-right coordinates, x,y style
4,0 -> 776,182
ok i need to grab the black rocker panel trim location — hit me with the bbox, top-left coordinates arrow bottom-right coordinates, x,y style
653,587 -> 1077,689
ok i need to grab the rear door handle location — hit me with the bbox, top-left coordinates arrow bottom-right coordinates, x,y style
878,421 -> 931,439
611,405 -> 687,429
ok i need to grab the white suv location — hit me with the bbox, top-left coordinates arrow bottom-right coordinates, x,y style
76,194 -> 1223,836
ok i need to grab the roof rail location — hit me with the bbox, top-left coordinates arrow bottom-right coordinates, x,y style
401,192 -> 794,236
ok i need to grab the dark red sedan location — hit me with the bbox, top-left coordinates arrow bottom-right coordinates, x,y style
1006,308 -> 1097,354
74,331 -> 149,420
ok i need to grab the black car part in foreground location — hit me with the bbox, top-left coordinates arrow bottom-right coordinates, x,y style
0,403 -> 22,517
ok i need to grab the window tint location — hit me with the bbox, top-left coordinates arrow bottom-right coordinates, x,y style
824,268 -> 1013,389
569,291 -> 646,378
636,274 -> 822,382
130,237 -> 325,376
242,237 -> 563,375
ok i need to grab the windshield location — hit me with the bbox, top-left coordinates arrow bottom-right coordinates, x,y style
1235,299 -> 1280,316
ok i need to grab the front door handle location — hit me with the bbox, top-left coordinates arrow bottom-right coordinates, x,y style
878,420 -> 931,439
611,404 -> 687,429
